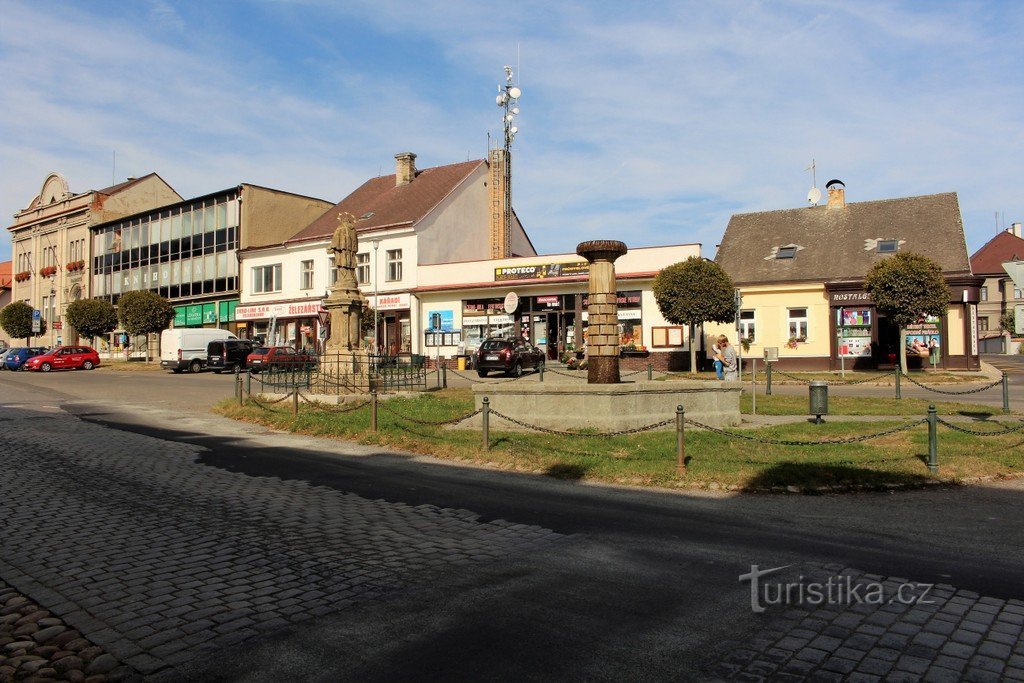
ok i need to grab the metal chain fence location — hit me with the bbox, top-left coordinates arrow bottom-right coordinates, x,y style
488,409 -> 674,437
935,417 -> 1024,436
771,369 -> 890,386
296,393 -> 371,414
680,417 -> 929,446
377,401 -> 483,426
900,373 -> 1004,396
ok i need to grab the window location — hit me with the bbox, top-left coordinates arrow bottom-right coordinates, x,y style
739,310 -> 755,342
356,252 -> 370,285
252,264 -> 282,294
877,240 -> 899,254
1015,288 -> 1023,300
978,317 -> 989,331
776,246 -> 797,259
386,249 -> 402,282
300,260 -> 314,290
980,286 -> 988,302
328,256 -> 338,286
788,308 -> 808,342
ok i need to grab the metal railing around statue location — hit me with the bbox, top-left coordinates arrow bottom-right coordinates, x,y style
248,351 -> 428,394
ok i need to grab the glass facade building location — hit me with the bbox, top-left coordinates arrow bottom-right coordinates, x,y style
92,190 -> 240,306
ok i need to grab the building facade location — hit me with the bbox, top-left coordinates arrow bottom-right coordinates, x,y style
711,184 -> 983,371
970,223 -> 1024,353
8,172 -> 181,347
0,261 -> 11,346
90,184 -> 332,351
237,152 -> 534,353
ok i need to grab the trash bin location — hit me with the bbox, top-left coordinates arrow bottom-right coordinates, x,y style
929,346 -> 940,368
809,380 -> 828,424
457,356 -> 467,371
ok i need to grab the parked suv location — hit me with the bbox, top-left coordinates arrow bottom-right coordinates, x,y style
207,339 -> 255,373
245,346 -> 317,373
475,337 -> 545,377
5,347 -> 49,371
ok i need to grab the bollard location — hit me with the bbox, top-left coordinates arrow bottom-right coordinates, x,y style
1003,372 -> 1010,414
442,362 -> 448,389
676,405 -> 686,475
648,363 -> 653,381
482,397 -> 490,450
927,403 -> 938,474
371,391 -> 378,432
765,362 -> 773,395
751,358 -> 757,416
236,371 -> 242,405
246,369 -> 252,398
895,366 -> 901,400
292,389 -> 299,418
539,362 -> 545,382
436,362 -> 441,389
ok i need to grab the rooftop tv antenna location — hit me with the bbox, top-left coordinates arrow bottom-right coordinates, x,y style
805,158 -> 821,205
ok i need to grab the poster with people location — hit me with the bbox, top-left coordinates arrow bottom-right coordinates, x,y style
905,316 -> 941,357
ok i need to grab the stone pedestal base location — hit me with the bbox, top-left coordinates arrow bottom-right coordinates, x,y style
319,348 -> 374,394
455,380 -> 742,432
587,356 -> 620,384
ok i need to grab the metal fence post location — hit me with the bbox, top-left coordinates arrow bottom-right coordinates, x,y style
236,371 -> 242,405
676,405 -> 686,475
371,390 -> 378,432
436,361 -> 441,389
246,369 -> 251,399
647,363 -> 653,381
482,397 -> 490,450
442,362 -> 448,389
539,361 -> 545,382
292,389 -> 299,418
766,362 -> 772,395
1003,372 -> 1010,414
927,403 -> 938,474
895,366 -> 901,400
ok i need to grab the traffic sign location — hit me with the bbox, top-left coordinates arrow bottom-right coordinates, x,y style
1004,261 -> 1024,290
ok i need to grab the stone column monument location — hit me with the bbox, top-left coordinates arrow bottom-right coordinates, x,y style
576,240 -> 628,384
324,212 -> 366,351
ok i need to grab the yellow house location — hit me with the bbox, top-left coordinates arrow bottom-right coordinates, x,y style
709,182 -> 983,371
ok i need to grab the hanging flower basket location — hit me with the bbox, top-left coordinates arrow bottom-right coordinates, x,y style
14,271 -> 31,282
39,265 -> 58,277
66,260 -> 86,272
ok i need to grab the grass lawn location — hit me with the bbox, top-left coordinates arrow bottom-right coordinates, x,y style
739,393 -> 1014,417
215,388 -> 1024,493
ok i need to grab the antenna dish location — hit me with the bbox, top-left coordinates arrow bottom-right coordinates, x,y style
508,86 -> 522,99
807,187 -> 822,204
496,94 -> 507,106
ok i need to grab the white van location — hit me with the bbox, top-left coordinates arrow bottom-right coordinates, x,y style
160,328 -> 238,373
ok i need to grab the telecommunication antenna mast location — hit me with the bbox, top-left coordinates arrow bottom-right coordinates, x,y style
495,66 -> 521,258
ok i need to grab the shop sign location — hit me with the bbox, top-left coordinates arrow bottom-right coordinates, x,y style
202,304 -> 217,325
488,314 -> 513,326
185,305 -> 203,326
503,291 -> 519,314
494,261 -> 589,281
581,310 -> 642,321
581,290 -> 642,308
372,292 -> 410,311
235,300 -> 324,321
463,316 -> 488,326
829,291 -> 873,305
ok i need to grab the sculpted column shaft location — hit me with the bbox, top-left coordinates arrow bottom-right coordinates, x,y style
576,240 -> 628,384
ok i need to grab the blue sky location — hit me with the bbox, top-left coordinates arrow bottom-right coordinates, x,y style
2,0 -> 1023,264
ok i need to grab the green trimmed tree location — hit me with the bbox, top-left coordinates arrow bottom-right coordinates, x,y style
1000,309 -> 1016,335
653,257 -> 737,374
864,252 -> 950,373
117,291 -> 175,362
65,299 -> 119,344
1,301 -> 47,344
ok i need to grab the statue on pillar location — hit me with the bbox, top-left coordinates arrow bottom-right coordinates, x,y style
330,212 -> 359,290
323,211 -> 366,351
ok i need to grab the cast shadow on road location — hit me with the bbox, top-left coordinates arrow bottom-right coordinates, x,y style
741,461 -> 935,493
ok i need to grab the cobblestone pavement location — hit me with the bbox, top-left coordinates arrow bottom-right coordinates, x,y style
0,403 -> 563,679
708,563 -> 1024,682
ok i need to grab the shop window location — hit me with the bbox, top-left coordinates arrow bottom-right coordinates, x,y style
356,253 -> 369,285
788,308 -> 808,342
739,310 -> 755,343
300,260 -> 314,290
252,264 -> 282,294
386,249 -> 402,282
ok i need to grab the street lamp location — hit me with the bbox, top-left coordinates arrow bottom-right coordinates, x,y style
372,239 -> 380,356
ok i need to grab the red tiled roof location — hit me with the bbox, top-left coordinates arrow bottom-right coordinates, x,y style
970,230 -> 1024,276
0,261 -> 11,289
286,159 -> 484,244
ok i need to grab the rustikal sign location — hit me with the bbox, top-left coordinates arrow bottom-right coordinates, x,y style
494,261 -> 589,281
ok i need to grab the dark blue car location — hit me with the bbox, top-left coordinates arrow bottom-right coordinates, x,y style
5,347 -> 48,371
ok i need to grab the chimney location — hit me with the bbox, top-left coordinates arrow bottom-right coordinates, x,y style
826,179 -> 846,209
1010,222 -> 1022,238
394,152 -> 417,186
488,148 -> 510,258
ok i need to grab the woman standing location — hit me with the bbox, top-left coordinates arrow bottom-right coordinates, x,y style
716,335 -> 738,381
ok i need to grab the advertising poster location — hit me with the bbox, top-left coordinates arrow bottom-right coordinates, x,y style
905,315 -> 941,357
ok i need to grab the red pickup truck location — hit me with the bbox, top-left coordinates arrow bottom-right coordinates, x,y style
245,346 -> 317,373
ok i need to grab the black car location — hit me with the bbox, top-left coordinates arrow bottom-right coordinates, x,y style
207,339 -> 255,373
475,337 -> 545,377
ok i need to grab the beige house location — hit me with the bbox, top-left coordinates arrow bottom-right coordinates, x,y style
970,223 -> 1024,353
0,261 -> 11,346
711,183 -> 983,371
7,173 -> 181,346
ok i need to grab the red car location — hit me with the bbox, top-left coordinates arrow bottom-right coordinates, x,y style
24,345 -> 101,372
245,346 -> 316,373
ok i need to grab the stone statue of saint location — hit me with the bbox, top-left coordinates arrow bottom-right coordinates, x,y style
330,211 -> 359,290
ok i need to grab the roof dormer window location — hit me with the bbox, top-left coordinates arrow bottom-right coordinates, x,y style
776,246 -> 797,259
877,240 -> 899,254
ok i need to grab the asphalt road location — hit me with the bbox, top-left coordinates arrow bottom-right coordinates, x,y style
2,367 -> 1024,680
